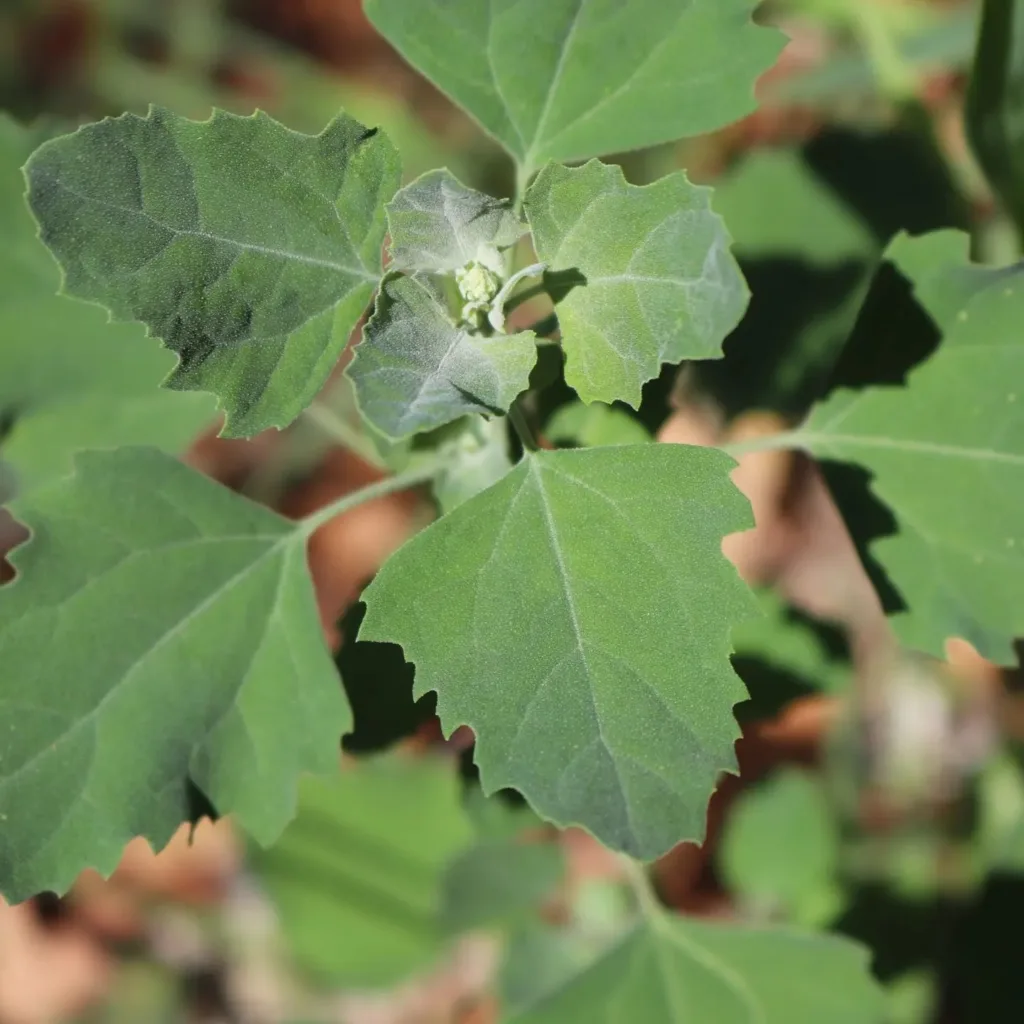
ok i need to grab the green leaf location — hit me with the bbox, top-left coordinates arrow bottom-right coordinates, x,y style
431,416 -> 514,515
0,447 -> 349,901
440,839 -> 564,933
731,590 -> 851,707
525,160 -> 747,408
545,402 -> 651,448
253,753 -> 474,986
965,0 -> 1024,234
386,168 -> 523,273
348,273 -> 536,440
720,768 -> 842,927
511,915 -> 885,1024
0,116 -> 213,491
360,444 -> 757,859
25,106 -> 400,438
800,273 -> 1024,663
364,0 -> 784,174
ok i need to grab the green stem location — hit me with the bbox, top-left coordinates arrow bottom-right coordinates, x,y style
299,459 -> 444,538
503,280 -> 549,316
304,402 -> 387,470
719,429 -> 806,459
619,855 -> 664,921
508,400 -> 540,453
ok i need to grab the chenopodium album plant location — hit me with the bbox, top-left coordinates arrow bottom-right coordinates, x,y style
3,0 -> 1023,1017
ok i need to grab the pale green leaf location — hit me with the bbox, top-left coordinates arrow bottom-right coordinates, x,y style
386,168 -> 523,273
0,116 -> 213,490
720,768 -> 842,926
525,160 -> 747,408
800,275 -> 1024,663
0,447 -> 349,901
348,273 -> 536,440
512,915 -> 885,1024
360,445 -> 757,859
25,106 -> 399,438
545,401 -> 651,448
364,0 -> 784,174
253,753 -> 474,986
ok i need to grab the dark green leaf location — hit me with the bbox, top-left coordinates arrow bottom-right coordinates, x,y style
25,107 -> 399,437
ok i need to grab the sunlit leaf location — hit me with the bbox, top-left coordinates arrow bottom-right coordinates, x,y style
0,447 -> 348,900
525,160 -> 747,407
364,0 -> 783,174
360,444 -> 757,858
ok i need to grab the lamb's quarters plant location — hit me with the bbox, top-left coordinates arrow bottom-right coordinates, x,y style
9,0 -> 1024,1014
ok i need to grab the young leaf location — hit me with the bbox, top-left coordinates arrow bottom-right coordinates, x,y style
360,445 -> 758,859
525,160 -> 747,408
385,168 -> 523,273
0,447 -> 349,901
799,276 -> 1024,663
25,106 -> 399,437
0,116 -> 213,491
348,273 -> 536,440
431,416 -> 514,514
363,0 -> 784,174
511,916 -> 885,1023
253,753 -> 474,985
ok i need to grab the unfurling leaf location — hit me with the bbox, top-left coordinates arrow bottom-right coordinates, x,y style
0,448 -> 349,901
348,274 -> 536,440
386,168 -> 524,274
364,0 -> 784,174
525,160 -> 747,408
360,445 -> 757,859
26,106 -> 399,437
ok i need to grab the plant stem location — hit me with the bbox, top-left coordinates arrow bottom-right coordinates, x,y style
304,402 -> 387,470
508,400 -> 539,453
298,459 -> 444,538
619,855 -> 664,921
719,429 -> 806,459
503,280 -> 549,315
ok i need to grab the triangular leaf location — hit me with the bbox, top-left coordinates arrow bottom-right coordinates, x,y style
348,273 -> 536,440
364,0 -> 784,174
386,168 -> 523,273
0,447 -> 349,901
25,106 -> 399,437
0,116 -> 213,491
800,273 -> 1024,662
525,160 -> 748,408
253,753 -> 474,986
511,915 -> 884,1023
360,445 -> 757,859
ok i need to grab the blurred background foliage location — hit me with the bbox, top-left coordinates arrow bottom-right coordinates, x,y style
3,1 -> 1024,1023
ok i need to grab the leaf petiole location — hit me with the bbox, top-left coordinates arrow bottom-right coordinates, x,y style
298,458 -> 447,538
